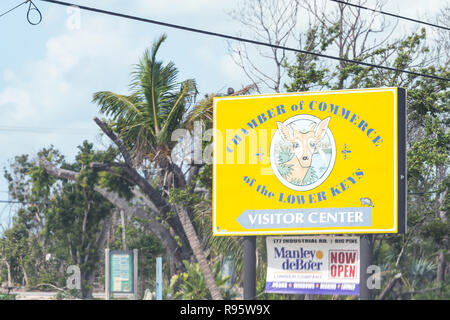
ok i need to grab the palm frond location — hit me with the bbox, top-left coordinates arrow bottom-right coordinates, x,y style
184,95 -> 215,130
158,79 -> 197,144
92,91 -> 143,122
93,34 -> 198,166
130,35 -> 170,135
183,84 -> 257,130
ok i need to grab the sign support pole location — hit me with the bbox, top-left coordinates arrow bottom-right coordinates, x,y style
359,235 -> 373,300
243,236 -> 257,300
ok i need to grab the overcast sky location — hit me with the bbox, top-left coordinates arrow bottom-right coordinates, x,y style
0,0 -> 447,229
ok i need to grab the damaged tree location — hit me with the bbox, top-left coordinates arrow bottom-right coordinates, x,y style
41,34 -> 224,300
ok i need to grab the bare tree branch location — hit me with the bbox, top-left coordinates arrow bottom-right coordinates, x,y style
93,117 -> 133,166
40,158 -> 78,180
228,0 -> 299,92
90,162 -> 170,215
39,157 -> 190,270
95,187 -> 188,270
378,273 -> 402,300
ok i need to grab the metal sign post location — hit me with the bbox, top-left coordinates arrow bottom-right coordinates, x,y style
359,235 -> 374,300
243,236 -> 257,300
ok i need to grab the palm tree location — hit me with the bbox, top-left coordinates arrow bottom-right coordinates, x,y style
92,34 -> 223,300
94,34 -> 196,166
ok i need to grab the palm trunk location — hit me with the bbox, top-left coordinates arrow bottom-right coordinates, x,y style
436,177 -> 447,284
436,250 -> 446,283
176,205 -> 223,300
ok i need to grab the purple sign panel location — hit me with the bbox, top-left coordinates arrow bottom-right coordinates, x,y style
266,282 -> 359,295
265,236 -> 360,296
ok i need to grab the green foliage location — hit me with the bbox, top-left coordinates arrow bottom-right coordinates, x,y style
413,280 -> 450,300
277,146 -> 293,164
278,163 -> 293,178
55,292 -> 65,300
168,187 -> 194,205
197,164 -> 213,192
302,167 -> 318,186
408,258 -> 437,288
0,12 -> 447,301
0,142 -> 122,298
421,218 -> 449,245
1,147 -> 68,288
168,260 -> 235,300
283,8 -> 449,300
284,23 -> 335,92
277,146 -> 296,179
109,215 -> 164,296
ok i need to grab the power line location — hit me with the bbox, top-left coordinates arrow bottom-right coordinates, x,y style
0,200 -> 24,204
0,1 -> 28,19
329,0 -> 450,31
0,0 -> 42,25
26,0 -> 42,25
0,125 -> 97,134
38,0 -> 449,82
0,199 -> 50,204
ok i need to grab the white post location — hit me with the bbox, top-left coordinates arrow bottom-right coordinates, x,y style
156,257 -> 163,300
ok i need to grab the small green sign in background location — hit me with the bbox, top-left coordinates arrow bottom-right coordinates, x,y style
110,250 -> 133,293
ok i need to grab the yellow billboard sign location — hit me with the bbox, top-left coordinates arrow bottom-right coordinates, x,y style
213,88 -> 406,236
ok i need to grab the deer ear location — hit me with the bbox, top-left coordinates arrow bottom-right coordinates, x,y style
277,122 -> 293,142
314,117 -> 330,140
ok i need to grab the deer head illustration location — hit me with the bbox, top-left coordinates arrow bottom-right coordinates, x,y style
276,117 -> 330,184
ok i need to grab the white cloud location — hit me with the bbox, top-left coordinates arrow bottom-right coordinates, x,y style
136,0 -> 230,17
0,15 -> 148,164
0,0 -> 244,171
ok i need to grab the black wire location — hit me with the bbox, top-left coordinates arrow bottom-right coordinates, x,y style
0,200 -> 51,204
0,0 -> 42,25
27,0 -> 42,25
329,0 -> 450,31
0,125 -> 96,134
37,0 -> 449,82
0,0 -> 28,19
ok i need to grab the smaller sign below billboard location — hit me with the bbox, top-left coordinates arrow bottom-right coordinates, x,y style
265,236 -> 360,296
